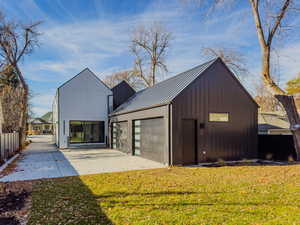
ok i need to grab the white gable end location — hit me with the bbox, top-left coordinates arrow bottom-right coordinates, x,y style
57,68 -> 112,148
60,68 -> 111,95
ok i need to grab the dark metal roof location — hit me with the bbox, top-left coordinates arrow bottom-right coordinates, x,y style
111,58 -> 217,115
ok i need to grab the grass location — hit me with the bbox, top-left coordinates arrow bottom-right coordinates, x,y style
28,165 -> 300,225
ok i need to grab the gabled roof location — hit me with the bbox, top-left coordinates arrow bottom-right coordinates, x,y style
29,118 -> 49,124
41,112 -> 53,123
258,112 -> 290,133
111,58 -> 217,115
57,68 -> 111,91
111,80 -> 136,92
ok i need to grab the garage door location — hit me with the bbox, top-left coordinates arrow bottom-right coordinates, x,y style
133,118 -> 165,163
112,122 -> 129,153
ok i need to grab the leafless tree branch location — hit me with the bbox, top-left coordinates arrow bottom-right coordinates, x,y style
130,22 -> 172,87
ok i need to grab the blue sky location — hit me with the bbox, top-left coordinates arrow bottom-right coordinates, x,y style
1,0 -> 299,116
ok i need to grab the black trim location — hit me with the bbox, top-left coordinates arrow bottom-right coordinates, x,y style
69,120 -> 105,144
168,104 -> 172,165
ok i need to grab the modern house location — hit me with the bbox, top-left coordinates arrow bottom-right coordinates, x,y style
41,112 -> 53,124
109,58 -> 258,165
53,68 -> 113,148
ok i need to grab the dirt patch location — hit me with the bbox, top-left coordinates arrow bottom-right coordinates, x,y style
0,154 -> 23,179
0,216 -> 19,225
0,190 -> 29,213
0,181 -> 33,225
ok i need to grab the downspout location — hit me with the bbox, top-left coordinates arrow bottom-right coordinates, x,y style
168,103 -> 172,166
107,94 -> 113,147
57,89 -> 60,148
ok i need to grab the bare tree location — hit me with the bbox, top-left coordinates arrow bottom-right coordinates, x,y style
202,47 -> 248,79
103,70 -> 144,90
130,22 -> 172,87
0,11 -> 41,146
190,0 -> 300,160
254,78 -> 282,112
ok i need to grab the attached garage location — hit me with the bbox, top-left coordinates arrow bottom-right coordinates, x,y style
112,121 -> 129,153
110,58 -> 258,165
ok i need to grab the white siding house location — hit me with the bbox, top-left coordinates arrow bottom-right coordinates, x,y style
52,68 -> 112,148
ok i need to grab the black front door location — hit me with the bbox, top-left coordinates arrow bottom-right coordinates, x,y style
182,119 -> 197,165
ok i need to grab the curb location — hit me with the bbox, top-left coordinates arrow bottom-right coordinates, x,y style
0,154 -> 20,173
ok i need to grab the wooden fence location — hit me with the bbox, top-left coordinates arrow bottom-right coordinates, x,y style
0,132 -> 19,164
258,134 -> 296,161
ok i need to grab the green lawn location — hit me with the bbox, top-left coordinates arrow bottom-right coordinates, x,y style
28,166 -> 300,225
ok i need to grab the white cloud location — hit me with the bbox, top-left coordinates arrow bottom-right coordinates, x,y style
32,106 -> 50,117
12,0 -> 300,116
278,42 -> 300,82
30,93 -> 56,117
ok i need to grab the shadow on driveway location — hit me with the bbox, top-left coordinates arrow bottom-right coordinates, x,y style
1,136 -> 114,225
0,135 -> 164,182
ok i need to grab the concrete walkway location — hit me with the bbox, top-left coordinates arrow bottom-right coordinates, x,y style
0,135 -> 165,182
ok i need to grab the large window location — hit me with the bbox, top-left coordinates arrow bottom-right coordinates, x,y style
209,113 -> 229,122
69,121 -> 104,144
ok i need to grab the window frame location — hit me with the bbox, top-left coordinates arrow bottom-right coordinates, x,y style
208,112 -> 230,122
133,120 -> 141,156
69,120 -> 105,144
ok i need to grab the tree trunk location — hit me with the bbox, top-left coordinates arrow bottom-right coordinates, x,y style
275,95 -> 300,160
19,92 -> 28,149
14,65 -> 28,149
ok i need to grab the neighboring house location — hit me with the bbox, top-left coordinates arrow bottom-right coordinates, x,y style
109,58 -> 258,165
28,118 -> 52,135
41,111 -> 53,123
258,111 -> 291,134
53,68 -> 113,148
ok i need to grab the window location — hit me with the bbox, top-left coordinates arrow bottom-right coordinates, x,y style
69,121 -> 105,143
133,120 -> 141,155
33,126 -> 40,131
209,113 -> 229,122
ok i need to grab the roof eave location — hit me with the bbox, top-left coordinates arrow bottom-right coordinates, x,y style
109,102 -> 171,117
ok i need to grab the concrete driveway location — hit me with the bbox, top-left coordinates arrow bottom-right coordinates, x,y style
0,135 -> 165,182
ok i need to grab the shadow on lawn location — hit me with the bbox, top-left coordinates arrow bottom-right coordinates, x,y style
29,171 -> 114,225
16,138 -> 115,225
94,191 -> 286,210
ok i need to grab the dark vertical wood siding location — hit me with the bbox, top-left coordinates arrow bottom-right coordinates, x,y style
112,81 -> 136,110
172,60 -> 258,164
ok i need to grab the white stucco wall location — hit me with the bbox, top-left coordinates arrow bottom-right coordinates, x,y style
57,68 -> 112,148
